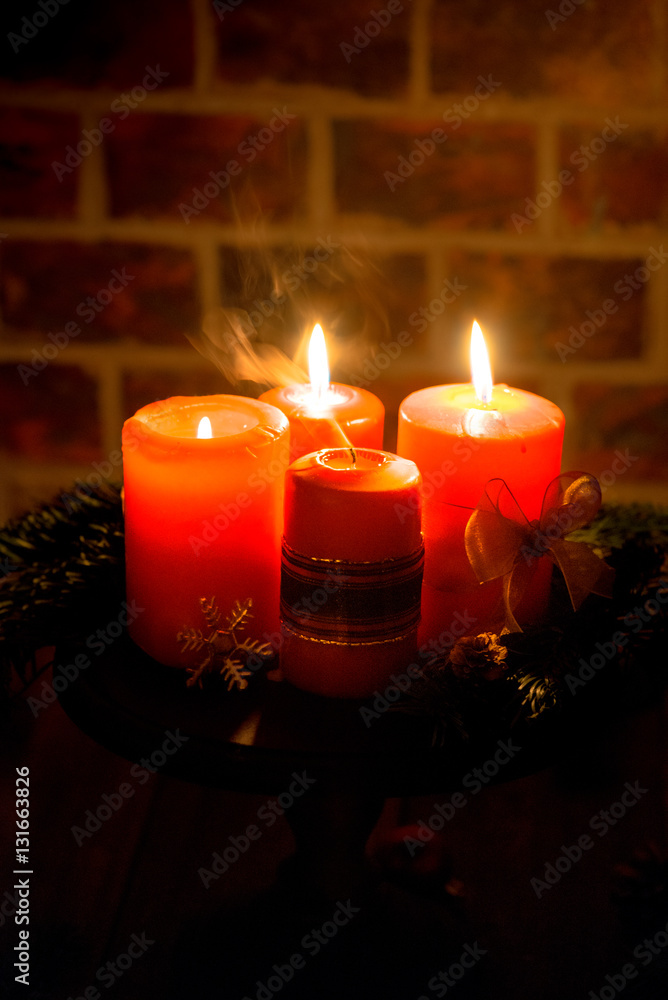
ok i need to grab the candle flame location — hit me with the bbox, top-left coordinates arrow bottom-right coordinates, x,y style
197,415 -> 213,439
470,320 -> 493,404
308,323 -> 330,404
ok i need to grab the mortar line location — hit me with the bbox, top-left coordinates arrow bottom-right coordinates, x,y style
192,0 -> 217,94
410,0 -> 432,106
308,115 -> 335,227
76,110 -> 110,227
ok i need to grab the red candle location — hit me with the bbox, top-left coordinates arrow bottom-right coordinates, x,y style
280,447 -> 423,698
397,323 -> 565,646
122,394 -> 289,668
259,324 -> 384,460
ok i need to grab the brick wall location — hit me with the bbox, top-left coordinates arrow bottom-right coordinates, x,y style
1,0 -> 667,522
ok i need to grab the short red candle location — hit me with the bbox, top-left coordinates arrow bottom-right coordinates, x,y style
260,322 -> 383,460
280,448 -> 423,698
397,381 -> 565,644
259,383 -> 384,461
122,395 -> 289,668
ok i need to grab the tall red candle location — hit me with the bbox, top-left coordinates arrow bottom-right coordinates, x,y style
280,447 -> 423,698
122,395 -> 289,668
259,325 -> 384,460
397,323 -> 565,647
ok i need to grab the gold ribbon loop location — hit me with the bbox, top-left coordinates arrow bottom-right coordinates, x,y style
465,472 -> 614,632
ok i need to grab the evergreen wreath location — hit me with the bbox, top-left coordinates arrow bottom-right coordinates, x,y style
0,483 -> 125,701
1,485 -> 667,747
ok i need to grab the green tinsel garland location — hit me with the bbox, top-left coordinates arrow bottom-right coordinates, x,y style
1,486 -> 667,747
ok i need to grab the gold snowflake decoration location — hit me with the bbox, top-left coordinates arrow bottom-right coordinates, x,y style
177,596 -> 273,690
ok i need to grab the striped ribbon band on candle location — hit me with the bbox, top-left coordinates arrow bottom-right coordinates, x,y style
280,539 -> 424,644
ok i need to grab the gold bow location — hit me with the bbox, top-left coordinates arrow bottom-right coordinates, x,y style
464,472 -> 615,632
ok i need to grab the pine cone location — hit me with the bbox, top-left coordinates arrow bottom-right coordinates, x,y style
449,633 -> 508,681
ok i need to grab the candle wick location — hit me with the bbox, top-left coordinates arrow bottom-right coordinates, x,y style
349,447 -> 357,467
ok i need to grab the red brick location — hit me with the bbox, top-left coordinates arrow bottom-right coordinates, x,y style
107,113 -> 307,223
559,127 -> 668,231
123,368 -> 241,420
0,363 -> 100,463
0,1 -> 192,88
214,0 -> 410,98
1,241 -> 199,345
571,384 -> 668,482
431,0 -> 656,105
335,120 -> 535,228
0,110 -> 79,218
437,252 -> 645,365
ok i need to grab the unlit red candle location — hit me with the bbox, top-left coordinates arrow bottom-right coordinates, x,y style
122,394 -> 289,668
280,447 -> 423,698
397,327 -> 565,645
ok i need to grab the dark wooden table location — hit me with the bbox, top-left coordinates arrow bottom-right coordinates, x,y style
48,636 -> 576,999
55,634 -> 556,901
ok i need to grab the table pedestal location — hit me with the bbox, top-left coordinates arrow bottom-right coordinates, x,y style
284,787 -> 386,899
